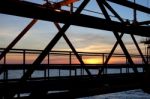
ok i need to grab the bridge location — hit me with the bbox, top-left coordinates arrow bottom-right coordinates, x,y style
0,48 -> 147,98
0,0 -> 150,99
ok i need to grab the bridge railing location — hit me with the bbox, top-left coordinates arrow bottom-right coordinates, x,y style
0,48 -> 146,64
0,48 -> 146,81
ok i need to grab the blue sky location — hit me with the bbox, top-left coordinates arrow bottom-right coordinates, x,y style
0,0 -> 149,55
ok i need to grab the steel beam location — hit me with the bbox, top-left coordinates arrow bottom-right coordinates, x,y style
0,2 -> 90,76
0,19 -> 37,61
0,19 -> 37,75
138,21 -> 150,25
48,3 -> 91,76
0,0 -> 149,37
96,0 -> 138,74
103,0 -> 124,23
99,0 -> 145,74
29,22 -> 92,97
99,0 -> 147,74
12,1 -> 90,99
99,33 -> 124,74
54,22 -> 91,76
5,1 -> 90,98
49,1 -> 91,75
104,0 -> 147,65
102,0 -> 125,65
20,0 -> 90,81
107,0 -> 150,14
130,34 -> 147,65
99,0 -> 126,74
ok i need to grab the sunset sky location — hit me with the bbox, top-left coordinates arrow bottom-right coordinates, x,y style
0,0 -> 149,64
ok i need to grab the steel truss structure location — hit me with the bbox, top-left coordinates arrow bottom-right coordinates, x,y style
0,0 -> 150,98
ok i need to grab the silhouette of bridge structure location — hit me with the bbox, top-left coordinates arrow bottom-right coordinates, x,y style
0,0 -> 150,99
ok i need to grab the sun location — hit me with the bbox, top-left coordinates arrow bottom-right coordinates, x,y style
84,58 -> 102,64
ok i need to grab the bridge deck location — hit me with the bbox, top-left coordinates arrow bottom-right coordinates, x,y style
0,73 -> 144,99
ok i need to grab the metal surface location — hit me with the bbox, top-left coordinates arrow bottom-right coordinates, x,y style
54,22 -> 91,76
53,0 -> 79,8
131,34 -> 147,65
0,47 -> 147,98
0,19 -> 37,61
0,0 -> 149,98
0,0 -> 149,36
96,0 -> 138,74
98,0 -> 147,74
4,1 -> 90,98
21,0 -> 90,81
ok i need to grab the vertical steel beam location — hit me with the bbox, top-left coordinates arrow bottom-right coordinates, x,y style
47,52 -> 50,78
70,3 -> 73,13
133,0 -> 137,22
96,0 -> 138,74
23,50 -> 26,74
69,52 -> 72,65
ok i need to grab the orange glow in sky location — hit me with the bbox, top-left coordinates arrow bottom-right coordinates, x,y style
84,58 -> 102,64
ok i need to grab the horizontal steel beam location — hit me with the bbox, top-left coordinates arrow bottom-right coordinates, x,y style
0,0 -> 149,37
107,0 -> 150,14
0,73 -> 144,98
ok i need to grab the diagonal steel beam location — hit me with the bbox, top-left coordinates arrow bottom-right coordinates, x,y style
21,0 -> 90,82
29,22 -> 92,97
98,33 -> 124,74
130,34 -> 147,65
96,0 -> 138,74
30,22 -> 92,97
20,0 -> 90,82
47,2 -> 91,75
102,0 -> 124,23
99,0 -> 147,74
0,19 -> 37,75
5,1 -> 90,99
0,19 -> 37,61
104,0 -> 147,65
102,0 -> 124,62
5,1 -> 90,98
98,0 -> 125,74
54,22 -> 91,76
99,0 -> 129,74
